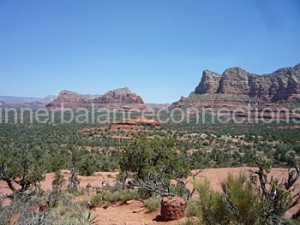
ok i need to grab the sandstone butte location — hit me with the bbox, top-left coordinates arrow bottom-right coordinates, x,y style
46,87 -> 146,111
171,63 -> 300,115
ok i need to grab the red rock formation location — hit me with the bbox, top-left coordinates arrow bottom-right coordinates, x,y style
111,116 -> 161,127
195,70 -> 221,94
94,88 -> 144,105
46,90 -> 92,108
195,63 -> 300,102
171,64 -> 300,120
161,196 -> 186,221
46,88 -> 146,111
170,96 -> 187,109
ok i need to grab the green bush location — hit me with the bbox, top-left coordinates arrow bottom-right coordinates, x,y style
221,173 -> 263,225
101,189 -> 138,203
102,190 -> 119,203
89,195 -> 102,208
119,190 -> 138,202
193,172 -> 297,225
119,135 -> 190,196
195,177 -> 229,225
185,200 -> 201,218
144,198 -> 161,212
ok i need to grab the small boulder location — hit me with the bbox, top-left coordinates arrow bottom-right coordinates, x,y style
161,196 -> 186,221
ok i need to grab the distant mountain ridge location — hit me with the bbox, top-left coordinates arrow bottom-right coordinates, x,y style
0,96 -> 56,104
3,63 -> 300,112
0,96 -> 56,108
0,88 -> 169,110
46,87 -> 146,110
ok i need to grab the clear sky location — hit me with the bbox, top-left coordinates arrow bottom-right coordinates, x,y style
0,0 -> 299,103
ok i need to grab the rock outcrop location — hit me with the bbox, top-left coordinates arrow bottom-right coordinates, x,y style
170,96 -> 187,109
195,63 -> 300,102
171,63 -> 300,120
161,196 -> 186,221
94,88 -> 144,105
46,88 -> 146,111
111,116 -> 161,127
195,70 -> 222,94
46,90 -> 92,108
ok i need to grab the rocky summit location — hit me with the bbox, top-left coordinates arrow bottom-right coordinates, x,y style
46,88 -> 146,110
94,87 -> 144,105
172,63 -> 300,118
195,63 -> 300,102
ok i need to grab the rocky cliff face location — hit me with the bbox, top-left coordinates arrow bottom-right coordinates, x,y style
170,96 -> 187,109
46,88 -> 146,110
94,88 -> 144,105
195,64 -> 300,102
171,63 -> 300,120
46,91 -> 92,108
195,70 -> 222,94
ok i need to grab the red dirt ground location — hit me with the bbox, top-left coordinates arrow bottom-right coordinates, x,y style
1,168 -> 299,225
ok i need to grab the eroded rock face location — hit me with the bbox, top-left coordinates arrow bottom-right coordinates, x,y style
94,88 -> 144,105
46,88 -> 146,110
46,90 -> 92,108
161,197 -> 186,221
170,96 -> 187,109
195,70 -> 221,94
110,116 -> 161,132
194,64 -> 300,102
171,64 -> 300,120
219,67 -> 252,95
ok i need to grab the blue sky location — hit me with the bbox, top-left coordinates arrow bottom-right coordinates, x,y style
0,0 -> 299,103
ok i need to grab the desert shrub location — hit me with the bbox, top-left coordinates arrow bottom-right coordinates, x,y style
52,202 -> 98,225
144,198 -> 161,212
89,195 -> 102,208
101,189 -> 138,204
119,190 -> 138,202
120,135 -> 190,196
170,180 -> 191,199
193,163 -> 300,225
195,174 -> 266,225
0,194 -> 54,225
0,204 -> 13,225
185,200 -> 201,218
101,190 -> 119,203
66,186 -> 80,195
249,156 -> 300,223
17,211 -> 53,225
195,178 -> 228,225
0,146 -> 46,196
221,173 -> 263,225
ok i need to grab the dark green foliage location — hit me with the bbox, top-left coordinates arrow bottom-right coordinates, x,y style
119,135 -> 190,196
221,173 -> 264,225
0,110 -> 300,224
89,195 -> 102,208
0,146 -> 46,195
195,178 -> 229,225
100,189 -> 138,203
185,200 -> 201,218
120,135 -> 189,181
